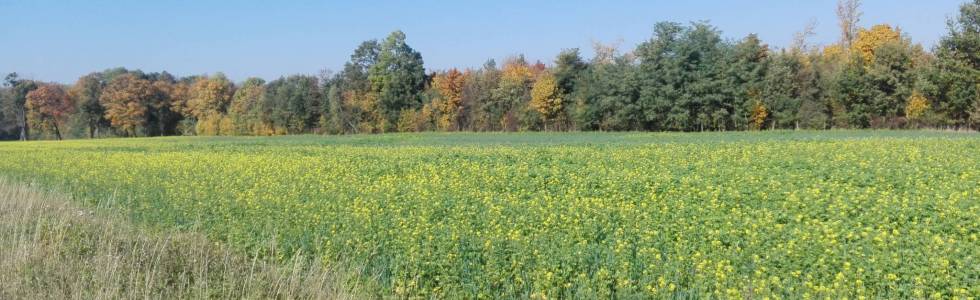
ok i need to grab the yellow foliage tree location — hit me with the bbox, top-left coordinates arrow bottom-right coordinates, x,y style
186,75 -> 235,136
432,69 -> 465,131
905,92 -> 929,122
100,74 -> 154,136
188,75 -> 234,121
530,72 -> 563,130
501,58 -> 533,84
750,101 -> 768,130
851,24 -> 902,64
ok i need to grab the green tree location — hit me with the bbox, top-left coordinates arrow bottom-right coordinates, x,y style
728,34 -> 770,130
491,56 -> 533,131
553,48 -> 587,97
369,31 -> 426,131
931,0 -> 980,129
229,78 -> 266,135
574,44 -> 641,131
636,21 -> 730,131
463,60 -> 501,131
68,74 -> 109,138
832,54 -> 877,127
264,75 -> 320,134
3,73 -> 39,140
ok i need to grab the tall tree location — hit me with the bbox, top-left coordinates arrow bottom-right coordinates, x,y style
229,78 -> 266,135
68,74 -> 108,138
369,31 -> 426,131
264,75 -> 320,134
328,40 -> 382,133
492,56 -> 534,131
187,74 -> 235,135
100,73 -> 154,136
637,21 -> 730,131
432,68 -> 466,131
530,72 -> 564,130
462,60 -> 501,131
553,49 -> 588,97
3,73 -> 38,140
574,43 -> 641,131
837,0 -> 863,48
728,34 -> 770,130
25,84 -> 74,140
931,0 -> 980,128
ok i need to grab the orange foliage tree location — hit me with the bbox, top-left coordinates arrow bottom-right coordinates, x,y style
99,74 -> 154,136
432,68 -> 466,130
25,84 -> 74,140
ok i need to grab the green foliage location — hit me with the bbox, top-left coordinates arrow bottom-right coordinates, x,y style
931,0 -> 980,129
68,73 -> 108,138
4,2 -> 980,140
637,22 -> 732,131
264,75 -> 321,134
370,31 -> 426,131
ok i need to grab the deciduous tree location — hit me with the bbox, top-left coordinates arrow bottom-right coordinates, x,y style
530,72 -> 563,130
370,31 -> 425,131
100,73 -> 153,136
26,84 -> 74,140
432,69 -> 465,130
69,74 -> 107,138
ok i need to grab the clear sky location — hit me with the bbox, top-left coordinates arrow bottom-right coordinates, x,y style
0,0 -> 965,83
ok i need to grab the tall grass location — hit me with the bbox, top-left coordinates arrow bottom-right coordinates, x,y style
0,178 -> 366,299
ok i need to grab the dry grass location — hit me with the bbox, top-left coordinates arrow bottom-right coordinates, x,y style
0,178 -> 368,299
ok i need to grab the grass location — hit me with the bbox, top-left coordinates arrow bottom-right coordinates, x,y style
0,130 -> 978,298
0,178 -> 367,299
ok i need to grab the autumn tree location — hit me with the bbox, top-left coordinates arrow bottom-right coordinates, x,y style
100,73 -> 153,136
432,68 -> 465,130
530,72 -> 564,130
905,91 -> 929,125
26,84 -> 74,140
229,78 -> 266,135
143,72 -> 183,136
463,60 -> 501,131
490,56 -> 534,131
749,100 -> 768,130
187,74 -> 235,135
851,24 -> 903,65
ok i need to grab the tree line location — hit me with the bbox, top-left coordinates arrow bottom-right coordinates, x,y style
1,0 -> 977,140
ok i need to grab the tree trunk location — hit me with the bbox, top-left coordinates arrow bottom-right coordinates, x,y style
53,122 -> 62,140
18,108 -> 28,141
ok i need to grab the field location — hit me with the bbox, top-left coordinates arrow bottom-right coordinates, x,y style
0,131 -> 977,298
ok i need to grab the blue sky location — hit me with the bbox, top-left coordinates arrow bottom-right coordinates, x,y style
0,0 -> 965,83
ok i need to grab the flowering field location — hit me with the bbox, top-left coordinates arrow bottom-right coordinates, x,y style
0,131 -> 977,298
